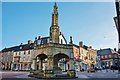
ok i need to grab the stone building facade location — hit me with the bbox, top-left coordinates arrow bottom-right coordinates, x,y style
1,49 -> 13,70
12,42 -> 34,71
97,48 -> 120,69
0,41 -> 34,71
72,41 -> 97,71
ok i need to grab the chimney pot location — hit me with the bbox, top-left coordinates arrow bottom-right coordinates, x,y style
79,41 -> 83,47
28,40 -> 32,44
38,36 -> 43,40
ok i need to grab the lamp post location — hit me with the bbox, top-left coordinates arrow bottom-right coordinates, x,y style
115,0 -> 120,73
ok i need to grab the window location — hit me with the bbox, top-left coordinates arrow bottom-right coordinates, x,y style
105,55 -> 107,58
20,46 -> 22,49
28,50 -> 30,54
19,52 -> 20,55
114,54 -> 117,58
109,55 -> 111,58
24,51 -> 26,55
101,55 -> 104,59
23,57 -> 25,61
70,52 -> 74,58
28,56 -> 30,61
37,40 -> 41,45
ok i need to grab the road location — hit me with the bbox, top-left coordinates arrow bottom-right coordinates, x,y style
0,71 -> 29,80
76,69 -> 119,78
0,70 -> 120,80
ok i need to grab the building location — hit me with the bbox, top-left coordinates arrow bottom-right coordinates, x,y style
12,41 -> 34,71
79,43 -> 89,71
87,46 -> 97,69
0,41 -> 34,71
73,44 -> 80,71
72,41 -> 97,71
97,48 -> 119,68
1,48 -> 14,70
0,51 -> 4,70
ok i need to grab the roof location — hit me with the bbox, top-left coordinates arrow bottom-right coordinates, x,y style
1,43 -> 34,52
83,45 -> 88,50
97,48 -> 117,55
60,33 -> 67,44
37,36 -> 50,45
73,44 -> 79,48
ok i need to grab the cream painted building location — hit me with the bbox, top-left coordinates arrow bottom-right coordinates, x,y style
12,42 -> 34,71
0,49 -> 13,70
73,41 -> 97,71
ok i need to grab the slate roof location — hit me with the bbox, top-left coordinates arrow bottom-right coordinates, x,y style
41,37 -> 50,44
83,45 -> 88,50
1,43 -> 34,52
97,48 -> 117,55
37,36 -> 50,45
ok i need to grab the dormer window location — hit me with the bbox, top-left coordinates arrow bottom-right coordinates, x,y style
37,40 -> 41,45
20,46 -> 22,49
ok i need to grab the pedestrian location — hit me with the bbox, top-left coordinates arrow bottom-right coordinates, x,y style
106,66 -> 108,72
112,67 -> 114,72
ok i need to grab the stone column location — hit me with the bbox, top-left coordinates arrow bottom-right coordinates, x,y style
68,59 -> 74,70
39,59 -> 43,70
19,64 -> 21,70
11,64 -> 13,71
47,56 -> 53,70
53,58 -> 58,68
32,58 -> 37,70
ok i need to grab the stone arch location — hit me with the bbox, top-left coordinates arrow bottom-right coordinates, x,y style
53,53 -> 69,61
36,53 -> 48,60
53,53 -> 70,71
36,54 -> 48,70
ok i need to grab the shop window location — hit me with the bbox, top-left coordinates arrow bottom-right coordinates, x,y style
109,55 -> 111,58
101,55 -> 104,59
105,55 -> 107,58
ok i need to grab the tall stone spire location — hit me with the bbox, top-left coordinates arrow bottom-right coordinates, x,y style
50,2 -> 60,43
52,2 -> 58,26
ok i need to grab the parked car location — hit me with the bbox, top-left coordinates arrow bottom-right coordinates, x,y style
80,68 -> 84,72
110,65 -> 118,70
95,67 -> 103,70
87,68 -> 95,73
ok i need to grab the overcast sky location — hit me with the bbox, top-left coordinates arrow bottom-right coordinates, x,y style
2,2 -> 118,50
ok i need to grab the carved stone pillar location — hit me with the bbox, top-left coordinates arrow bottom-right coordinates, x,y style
32,58 -> 37,70
39,59 -> 43,70
68,59 -> 74,70
47,56 -> 53,70
53,57 -> 58,68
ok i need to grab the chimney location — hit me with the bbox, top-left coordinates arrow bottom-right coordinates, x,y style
79,41 -> 83,47
20,43 -> 23,45
89,46 -> 92,48
28,40 -> 32,44
114,48 -> 116,51
38,36 -> 42,40
69,36 -> 73,44
60,32 -> 62,35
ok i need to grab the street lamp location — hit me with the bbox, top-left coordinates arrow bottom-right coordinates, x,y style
114,0 -> 120,73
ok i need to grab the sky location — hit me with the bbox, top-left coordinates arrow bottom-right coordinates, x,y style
2,2 -> 118,50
